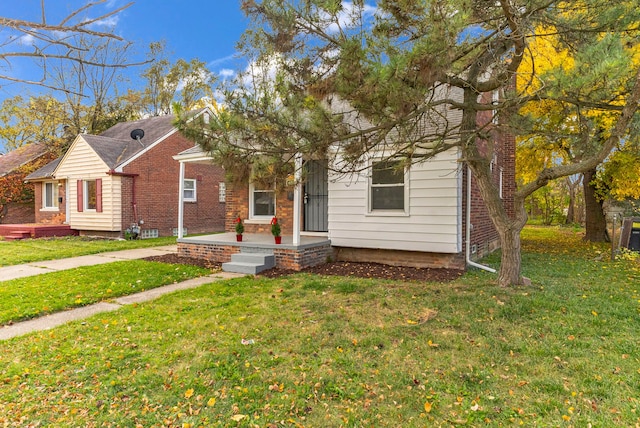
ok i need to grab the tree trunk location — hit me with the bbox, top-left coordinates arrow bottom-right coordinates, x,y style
565,177 -> 576,224
467,159 -> 528,287
498,225 -> 524,286
583,168 -> 609,242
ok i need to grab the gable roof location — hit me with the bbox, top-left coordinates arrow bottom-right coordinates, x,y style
89,114 -> 179,170
24,156 -> 62,181
81,134 -> 147,170
0,142 -> 49,177
99,114 -> 177,144
24,108 -> 210,180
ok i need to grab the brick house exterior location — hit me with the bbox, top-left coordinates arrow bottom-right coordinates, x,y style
26,110 -> 225,238
0,142 -> 57,224
115,131 -> 226,237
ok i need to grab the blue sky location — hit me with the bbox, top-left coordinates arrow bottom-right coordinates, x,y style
0,0 -> 249,98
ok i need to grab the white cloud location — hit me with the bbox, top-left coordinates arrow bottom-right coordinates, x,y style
208,54 -> 236,68
89,15 -> 120,28
323,2 -> 378,34
218,69 -> 235,79
17,34 -> 35,46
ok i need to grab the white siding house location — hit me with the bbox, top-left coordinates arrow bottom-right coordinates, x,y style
328,149 -> 462,254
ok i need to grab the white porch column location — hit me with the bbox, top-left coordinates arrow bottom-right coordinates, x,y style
292,154 -> 303,246
177,161 -> 185,239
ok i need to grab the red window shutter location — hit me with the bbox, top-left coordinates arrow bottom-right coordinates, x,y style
77,180 -> 83,212
96,178 -> 103,213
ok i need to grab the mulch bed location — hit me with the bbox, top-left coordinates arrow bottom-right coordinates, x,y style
142,254 -> 463,282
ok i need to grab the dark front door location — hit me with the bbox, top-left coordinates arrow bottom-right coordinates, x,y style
304,160 -> 328,232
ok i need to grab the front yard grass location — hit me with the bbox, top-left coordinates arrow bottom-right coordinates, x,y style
0,260 -> 211,325
0,235 -> 178,266
0,226 -> 639,426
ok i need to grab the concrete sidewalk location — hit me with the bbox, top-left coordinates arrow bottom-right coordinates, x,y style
0,271 -> 242,341
0,245 -> 245,340
0,245 -> 179,281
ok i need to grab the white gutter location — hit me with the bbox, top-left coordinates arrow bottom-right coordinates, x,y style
466,166 -> 497,273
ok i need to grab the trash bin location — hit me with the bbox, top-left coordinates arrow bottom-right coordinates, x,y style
620,217 -> 640,251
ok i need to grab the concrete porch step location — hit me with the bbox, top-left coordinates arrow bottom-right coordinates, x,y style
222,252 -> 275,275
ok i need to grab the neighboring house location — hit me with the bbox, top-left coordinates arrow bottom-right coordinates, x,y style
0,142 -> 57,224
26,110 -> 226,238
176,90 -> 515,272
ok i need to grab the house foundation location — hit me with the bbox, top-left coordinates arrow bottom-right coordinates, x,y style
178,233 -> 333,271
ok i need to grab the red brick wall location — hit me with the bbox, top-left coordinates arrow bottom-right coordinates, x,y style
33,181 -> 67,224
120,175 -> 136,232
1,202 -> 35,224
121,132 -> 226,237
463,89 -> 517,260
177,241 -> 332,270
335,247 -> 466,270
225,183 -> 295,235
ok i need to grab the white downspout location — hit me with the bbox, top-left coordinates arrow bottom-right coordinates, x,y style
292,154 -> 302,246
177,161 -> 185,239
466,166 -> 497,273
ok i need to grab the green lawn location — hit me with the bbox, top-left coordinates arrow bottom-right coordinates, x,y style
0,226 -> 639,426
0,235 -> 178,266
0,260 -> 212,325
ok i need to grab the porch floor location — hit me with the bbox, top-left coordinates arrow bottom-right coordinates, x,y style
0,224 -> 78,240
178,232 -> 330,249
177,233 -> 332,271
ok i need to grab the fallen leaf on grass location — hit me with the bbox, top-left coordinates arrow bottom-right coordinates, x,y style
230,414 -> 247,422
424,401 -> 432,412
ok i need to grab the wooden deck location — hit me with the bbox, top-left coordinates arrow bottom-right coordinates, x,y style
0,224 -> 78,240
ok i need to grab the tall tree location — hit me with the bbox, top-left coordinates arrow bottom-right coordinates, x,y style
49,34 -> 136,141
181,1 -> 640,286
0,95 -> 67,151
0,1 -> 135,93
141,42 -> 216,116
517,23 -> 640,241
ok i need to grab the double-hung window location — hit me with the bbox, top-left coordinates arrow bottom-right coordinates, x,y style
183,179 -> 197,202
42,181 -> 59,210
249,183 -> 275,219
77,178 -> 102,212
370,160 -> 407,212
85,180 -> 98,210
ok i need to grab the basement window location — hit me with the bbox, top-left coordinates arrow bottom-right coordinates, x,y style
140,229 -> 159,239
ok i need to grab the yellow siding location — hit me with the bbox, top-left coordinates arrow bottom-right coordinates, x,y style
55,137 -> 122,231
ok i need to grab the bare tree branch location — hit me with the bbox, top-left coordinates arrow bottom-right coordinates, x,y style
0,0 -> 140,92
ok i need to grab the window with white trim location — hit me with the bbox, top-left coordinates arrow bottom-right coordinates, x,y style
183,179 -> 197,202
43,181 -> 59,210
369,160 -> 406,212
85,180 -> 97,210
249,183 -> 275,219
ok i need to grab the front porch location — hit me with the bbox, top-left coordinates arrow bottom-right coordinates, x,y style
0,223 -> 78,240
177,233 -> 333,271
